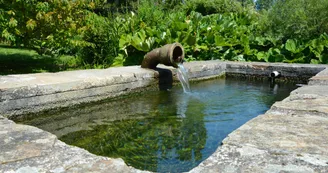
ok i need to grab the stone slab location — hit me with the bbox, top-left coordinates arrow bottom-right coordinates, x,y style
189,144 -> 328,173
225,62 -> 326,78
309,68 -> 328,85
182,60 -> 226,80
0,62 -> 227,117
0,117 -> 148,173
223,113 -> 328,155
0,66 -> 157,101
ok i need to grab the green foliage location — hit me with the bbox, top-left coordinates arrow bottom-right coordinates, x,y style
111,5 -> 328,65
0,0 -> 96,55
237,0 -> 254,7
78,13 -> 114,66
267,0 -> 328,40
183,0 -> 243,15
1,0 -> 328,74
255,0 -> 275,10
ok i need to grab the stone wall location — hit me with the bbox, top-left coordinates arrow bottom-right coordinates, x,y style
0,61 -> 325,118
0,61 -> 226,118
1,61 -> 328,173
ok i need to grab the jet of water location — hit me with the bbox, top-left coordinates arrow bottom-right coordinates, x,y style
177,63 -> 191,93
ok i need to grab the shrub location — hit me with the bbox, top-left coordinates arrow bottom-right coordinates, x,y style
0,0 -> 95,56
78,13 -> 114,66
267,0 -> 328,40
183,0 -> 243,16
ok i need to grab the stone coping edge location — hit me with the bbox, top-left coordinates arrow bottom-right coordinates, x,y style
1,61 -> 328,173
1,61 -> 326,117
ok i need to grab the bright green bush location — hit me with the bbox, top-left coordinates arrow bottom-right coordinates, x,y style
1,0 -> 328,70
78,13 -> 113,66
267,0 -> 328,40
183,0 -> 244,15
0,0 -> 97,56
255,0 -> 275,10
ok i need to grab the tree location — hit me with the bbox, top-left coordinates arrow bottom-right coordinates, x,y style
184,0 -> 244,16
255,0 -> 275,10
0,0 -> 98,55
268,0 -> 328,39
237,0 -> 254,7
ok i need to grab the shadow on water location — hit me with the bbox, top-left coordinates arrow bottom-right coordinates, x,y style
15,78 -> 298,172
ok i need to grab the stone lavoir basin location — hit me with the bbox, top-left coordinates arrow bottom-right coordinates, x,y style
1,61 -> 328,173
14,77 -> 297,173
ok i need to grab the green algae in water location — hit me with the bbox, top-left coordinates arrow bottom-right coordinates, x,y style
18,78 -> 297,172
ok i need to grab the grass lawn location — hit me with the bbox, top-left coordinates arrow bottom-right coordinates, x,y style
0,47 -> 82,75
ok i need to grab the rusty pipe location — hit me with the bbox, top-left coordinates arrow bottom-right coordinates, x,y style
141,43 -> 185,69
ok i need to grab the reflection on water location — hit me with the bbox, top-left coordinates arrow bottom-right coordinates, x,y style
16,78 -> 297,172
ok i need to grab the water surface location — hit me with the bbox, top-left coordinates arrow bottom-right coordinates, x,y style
17,78 -> 297,172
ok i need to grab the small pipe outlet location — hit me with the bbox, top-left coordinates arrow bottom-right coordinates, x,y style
270,71 -> 281,78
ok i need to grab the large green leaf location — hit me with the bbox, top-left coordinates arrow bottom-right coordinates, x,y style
182,32 -> 197,46
285,39 -> 297,53
112,54 -> 125,67
214,35 -> 231,47
309,38 -> 325,58
254,37 -> 269,46
172,21 -> 189,31
319,53 -> 328,64
311,59 -> 320,64
129,30 -> 154,52
256,52 -> 268,62
267,48 -> 285,62
283,53 -> 306,63
119,34 -> 132,49
285,39 -> 306,54
232,54 -> 245,61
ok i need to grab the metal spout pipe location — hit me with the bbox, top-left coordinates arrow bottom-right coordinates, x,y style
270,71 -> 281,78
269,70 -> 282,86
141,43 -> 185,69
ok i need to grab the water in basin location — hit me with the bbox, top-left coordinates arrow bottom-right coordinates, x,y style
16,78 -> 297,172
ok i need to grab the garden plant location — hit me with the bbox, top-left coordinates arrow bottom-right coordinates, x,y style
1,0 -> 328,74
